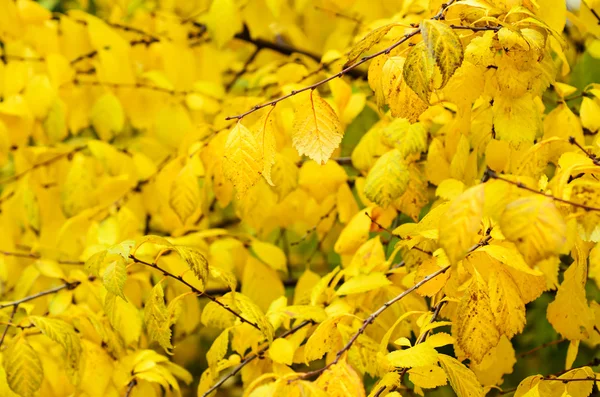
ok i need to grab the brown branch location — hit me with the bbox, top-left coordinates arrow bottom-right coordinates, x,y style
568,136 -> 600,166
449,24 -> 501,32
129,254 -> 261,331
296,265 -> 452,381
290,204 -> 337,246
0,146 -> 86,186
485,169 -> 600,212
226,47 -> 261,91
200,320 -> 312,397
225,0 -> 456,120
517,338 -> 567,359
0,250 -> 84,265
124,379 -> 137,397
366,212 -> 392,234
0,305 -> 18,348
0,280 -> 83,309
204,278 -> 299,296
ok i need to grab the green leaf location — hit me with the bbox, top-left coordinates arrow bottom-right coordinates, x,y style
102,256 -> 128,301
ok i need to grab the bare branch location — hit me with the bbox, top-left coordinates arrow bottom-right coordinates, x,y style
0,280 -> 83,310
517,338 -> 567,359
0,250 -> 84,265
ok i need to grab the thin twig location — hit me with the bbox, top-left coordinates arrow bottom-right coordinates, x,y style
366,212 -> 392,234
200,320 -> 312,397
486,169 -> 600,212
0,146 -> 86,186
568,136 -> 600,166
0,281 -> 81,309
124,379 -> 137,397
296,265 -> 452,381
129,255 -> 260,330
0,250 -> 84,265
449,24 -> 501,31
226,47 -> 261,91
0,305 -> 18,348
517,338 -> 567,359
225,0 -> 456,120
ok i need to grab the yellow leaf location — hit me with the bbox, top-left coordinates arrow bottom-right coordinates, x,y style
382,120 -> 428,159
61,153 -> 98,217
304,317 -> 342,363
439,185 -> 485,264
403,42 -> 435,103
334,208 -> 373,255
337,182 -> 359,224
104,292 -> 142,346
205,0 -> 242,47
251,240 -> 287,273
251,110 -> 277,185
565,340 -> 579,370
493,94 -> 541,147
292,91 -> 344,165
488,267 -> 526,338
547,258 -> 594,340
453,273 -> 500,364
345,24 -> 397,67
29,316 -> 82,382
102,256 -> 128,301
169,164 -> 201,224
269,338 -> 295,365
299,160 -> 347,202
368,372 -> 401,397
408,365 -> 448,389
499,196 -> 566,264
580,97 -> 600,132
438,354 -> 484,397
207,329 -> 229,373
175,246 -> 209,289
242,256 -> 284,312
223,122 -> 263,196
381,56 -> 429,122
230,292 -> 274,341
315,359 -> 366,397
387,343 -> 439,368
335,272 -> 391,296
144,284 -> 176,353
420,19 -> 464,88
3,334 -> 43,397
364,149 -> 410,208
91,93 -> 125,141
471,335 -> 516,387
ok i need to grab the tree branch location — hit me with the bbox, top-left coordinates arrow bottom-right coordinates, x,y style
568,136 -> 600,166
0,250 -> 84,265
225,0 -> 457,121
485,169 -> 600,212
517,338 -> 566,359
0,280 -> 83,309
129,254 -> 261,331
200,320 -> 312,397
296,265 -> 451,381
0,305 -> 18,348
0,146 -> 86,186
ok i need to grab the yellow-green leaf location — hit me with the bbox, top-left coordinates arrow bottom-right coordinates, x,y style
387,343 -> 439,368
403,42 -> 435,103
420,19 -> 464,88
3,334 -> 43,397
345,24 -> 398,67
364,149 -> 410,208
102,256 -> 128,301
438,354 -> 484,397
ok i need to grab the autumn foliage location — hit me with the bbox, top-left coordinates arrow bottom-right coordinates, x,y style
1,0 -> 600,396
